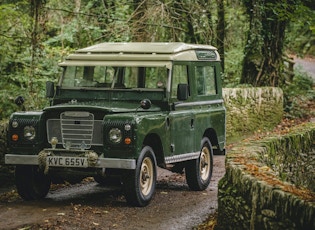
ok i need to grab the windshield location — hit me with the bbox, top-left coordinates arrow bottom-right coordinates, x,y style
61,66 -> 168,89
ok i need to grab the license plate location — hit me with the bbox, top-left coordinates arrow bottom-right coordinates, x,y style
47,156 -> 88,168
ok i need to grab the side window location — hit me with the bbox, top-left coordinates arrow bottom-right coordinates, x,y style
172,65 -> 189,98
195,65 -> 217,95
123,67 -> 168,89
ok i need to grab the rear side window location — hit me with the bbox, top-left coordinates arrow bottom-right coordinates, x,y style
195,65 -> 217,95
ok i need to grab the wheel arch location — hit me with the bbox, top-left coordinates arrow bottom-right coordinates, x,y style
202,128 -> 218,148
142,133 -> 164,167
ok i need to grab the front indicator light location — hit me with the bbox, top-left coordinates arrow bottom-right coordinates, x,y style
24,126 -> 36,140
12,134 -> 19,141
124,137 -> 131,145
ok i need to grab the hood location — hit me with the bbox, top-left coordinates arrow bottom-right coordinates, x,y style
43,100 -> 162,113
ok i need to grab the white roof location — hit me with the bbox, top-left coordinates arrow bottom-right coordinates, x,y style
60,42 -> 220,64
77,42 -> 217,54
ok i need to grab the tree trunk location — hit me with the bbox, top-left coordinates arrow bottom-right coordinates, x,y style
216,0 -> 225,72
30,0 -> 41,92
240,0 -> 288,87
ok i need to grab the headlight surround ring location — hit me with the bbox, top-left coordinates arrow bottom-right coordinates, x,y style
109,128 -> 122,144
24,126 -> 36,140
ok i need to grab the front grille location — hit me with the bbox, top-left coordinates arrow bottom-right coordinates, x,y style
60,111 -> 93,149
47,111 -> 103,149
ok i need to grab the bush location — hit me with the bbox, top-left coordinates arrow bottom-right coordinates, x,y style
283,68 -> 314,119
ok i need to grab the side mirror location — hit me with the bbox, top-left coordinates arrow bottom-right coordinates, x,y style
177,84 -> 189,101
15,96 -> 25,106
140,99 -> 151,110
46,81 -> 55,98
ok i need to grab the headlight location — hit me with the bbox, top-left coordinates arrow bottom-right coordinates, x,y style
24,126 -> 36,140
109,128 -> 122,143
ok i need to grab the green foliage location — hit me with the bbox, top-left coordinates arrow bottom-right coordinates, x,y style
0,1 -> 31,119
285,1 -> 315,56
286,22 -> 315,56
223,48 -> 245,87
283,68 -> 314,118
223,2 -> 248,87
0,0 -> 313,120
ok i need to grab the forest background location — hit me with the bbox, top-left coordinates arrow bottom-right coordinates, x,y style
0,0 -> 314,121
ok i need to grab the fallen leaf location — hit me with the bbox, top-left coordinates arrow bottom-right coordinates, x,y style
259,166 -> 270,171
18,227 -> 31,230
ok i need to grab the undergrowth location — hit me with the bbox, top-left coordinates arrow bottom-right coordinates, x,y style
283,68 -> 315,119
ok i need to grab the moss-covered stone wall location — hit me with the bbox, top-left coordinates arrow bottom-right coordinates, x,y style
217,122 -> 315,230
223,87 -> 283,138
260,125 -> 315,192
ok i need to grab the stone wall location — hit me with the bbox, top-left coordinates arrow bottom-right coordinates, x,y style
223,87 -> 283,138
217,122 -> 315,230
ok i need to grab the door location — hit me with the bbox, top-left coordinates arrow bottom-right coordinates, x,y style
168,64 -> 195,155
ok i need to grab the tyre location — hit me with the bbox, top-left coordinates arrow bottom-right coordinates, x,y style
123,146 -> 157,207
185,137 -> 213,191
15,165 -> 51,200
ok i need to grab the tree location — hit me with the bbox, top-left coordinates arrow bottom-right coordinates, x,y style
131,0 -> 148,41
217,0 -> 225,72
30,0 -> 45,92
240,0 -> 299,87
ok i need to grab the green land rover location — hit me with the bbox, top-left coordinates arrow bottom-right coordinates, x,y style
5,42 -> 226,206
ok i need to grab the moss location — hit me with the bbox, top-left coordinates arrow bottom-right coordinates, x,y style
223,87 -> 283,138
218,122 -> 315,230
257,122 -> 315,191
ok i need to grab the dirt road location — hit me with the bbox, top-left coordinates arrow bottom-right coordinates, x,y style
0,155 -> 225,230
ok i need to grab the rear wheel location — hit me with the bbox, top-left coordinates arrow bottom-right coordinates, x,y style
185,137 -> 213,191
15,165 -> 51,200
123,146 -> 157,207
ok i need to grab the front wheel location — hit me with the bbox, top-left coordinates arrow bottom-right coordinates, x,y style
15,165 -> 51,200
123,146 -> 157,207
185,137 -> 213,191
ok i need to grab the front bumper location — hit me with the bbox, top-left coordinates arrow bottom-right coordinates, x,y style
5,150 -> 136,170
